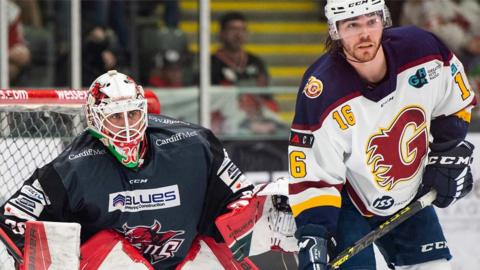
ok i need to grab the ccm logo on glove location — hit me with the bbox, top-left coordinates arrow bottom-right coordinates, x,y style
428,156 -> 472,165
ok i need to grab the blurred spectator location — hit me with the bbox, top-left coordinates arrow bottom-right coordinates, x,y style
82,0 -> 129,51
53,0 -> 71,86
401,0 -> 480,130
401,0 -> 480,65
211,12 -> 269,87
8,0 -> 31,85
238,94 -> 287,135
13,0 -> 43,27
210,12 -> 286,135
148,49 -> 184,88
137,0 -> 180,29
82,26 -> 121,86
140,27 -> 193,87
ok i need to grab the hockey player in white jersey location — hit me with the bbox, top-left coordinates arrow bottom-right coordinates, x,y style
289,0 -> 476,269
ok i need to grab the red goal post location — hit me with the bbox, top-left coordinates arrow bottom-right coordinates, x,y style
0,89 -> 161,113
0,89 -> 160,204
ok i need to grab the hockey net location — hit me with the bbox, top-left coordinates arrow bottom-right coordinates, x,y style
0,89 -> 160,267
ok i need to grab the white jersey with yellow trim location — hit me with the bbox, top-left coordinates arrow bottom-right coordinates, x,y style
288,26 -> 476,231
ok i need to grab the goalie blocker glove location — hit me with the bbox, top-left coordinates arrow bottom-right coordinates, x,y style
420,139 -> 474,208
215,179 -> 298,261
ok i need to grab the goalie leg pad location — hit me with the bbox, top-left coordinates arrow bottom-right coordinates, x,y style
23,221 -> 81,270
177,235 -> 258,270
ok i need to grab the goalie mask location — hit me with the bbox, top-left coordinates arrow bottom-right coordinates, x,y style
325,0 -> 392,40
85,70 -> 148,168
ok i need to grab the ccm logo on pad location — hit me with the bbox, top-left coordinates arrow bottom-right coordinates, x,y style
421,241 -> 448,252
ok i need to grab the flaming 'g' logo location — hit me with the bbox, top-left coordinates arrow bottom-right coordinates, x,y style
366,106 -> 428,190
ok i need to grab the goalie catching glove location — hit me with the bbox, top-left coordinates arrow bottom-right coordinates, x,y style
215,178 -> 298,261
419,139 -> 474,208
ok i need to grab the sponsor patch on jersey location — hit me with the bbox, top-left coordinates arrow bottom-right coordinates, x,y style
408,68 -> 429,88
218,149 -> 250,192
20,183 -> 49,205
16,196 -> 36,211
108,185 -> 181,213
6,194 -> 44,219
451,63 -> 458,76
4,202 -> 36,220
289,130 -> 314,148
4,180 -> 50,219
68,148 -> 107,160
427,62 -> 441,80
119,220 -> 185,264
229,175 -> 251,193
372,195 -> 394,210
149,116 -> 189,125
155,131 -> 198,147
303,76 -> 323,99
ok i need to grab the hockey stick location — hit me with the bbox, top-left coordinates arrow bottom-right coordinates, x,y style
0,226 -> 23,264
329,190 -> 437,269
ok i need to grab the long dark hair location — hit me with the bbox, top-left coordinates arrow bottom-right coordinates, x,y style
325,35 -> 343,55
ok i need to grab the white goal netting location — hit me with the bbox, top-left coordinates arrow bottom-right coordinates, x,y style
0,90 -> 87,205
0,90 -> 86,268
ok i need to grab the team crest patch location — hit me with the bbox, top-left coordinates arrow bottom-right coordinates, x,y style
366,106 -> 428,190
303,76 -> 323,99
119,220 -> 185,264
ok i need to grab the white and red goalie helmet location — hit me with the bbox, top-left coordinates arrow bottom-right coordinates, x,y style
85,70 -> 148,168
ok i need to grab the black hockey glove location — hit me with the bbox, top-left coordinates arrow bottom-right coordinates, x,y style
419,140 -> 474,208
296,224 -> 332,270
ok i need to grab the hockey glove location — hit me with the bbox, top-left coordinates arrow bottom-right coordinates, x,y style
420,139 -> 474,208
215,179 -> 298,261
296,224 -> 331,270
255,178 -> 297,254
215,191 -> 266,261
269,194 -> 297,253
